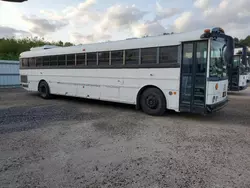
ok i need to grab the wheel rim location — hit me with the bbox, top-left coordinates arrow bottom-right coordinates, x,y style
145,94 -> 159,109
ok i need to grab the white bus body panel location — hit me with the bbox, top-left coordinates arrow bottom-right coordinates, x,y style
20,68 -> 181,111
239,75 -> 247,87
206,80 -> 228,105
247,73 -> 250,81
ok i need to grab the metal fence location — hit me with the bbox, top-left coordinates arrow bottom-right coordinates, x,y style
0,60 -> 20,88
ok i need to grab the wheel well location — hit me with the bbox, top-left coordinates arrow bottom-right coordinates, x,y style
136,85 -> 166,110
38,80 -> 47,91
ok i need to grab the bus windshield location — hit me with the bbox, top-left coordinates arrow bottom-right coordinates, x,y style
209,40 -> 227,80
233,55 -> 246,74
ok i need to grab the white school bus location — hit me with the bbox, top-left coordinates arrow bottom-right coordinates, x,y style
228,46 -> 248,91
20,27 -> 234,115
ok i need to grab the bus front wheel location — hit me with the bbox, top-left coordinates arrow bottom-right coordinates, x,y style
140,88 -> 166,116
38,81 -> 51,99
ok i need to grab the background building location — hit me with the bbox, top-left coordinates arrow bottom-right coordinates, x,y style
0,60 -> 20,88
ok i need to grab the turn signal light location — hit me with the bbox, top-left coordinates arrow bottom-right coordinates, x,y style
215,83 -> 219,90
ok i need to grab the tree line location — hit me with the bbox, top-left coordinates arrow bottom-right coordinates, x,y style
0,38 -> 73,60
234,36 -> 250,47
0,35 -> 250,60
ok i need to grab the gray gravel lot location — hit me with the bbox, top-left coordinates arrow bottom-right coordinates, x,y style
0,88 -> 250,188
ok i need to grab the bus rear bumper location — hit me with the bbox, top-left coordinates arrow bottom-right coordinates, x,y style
206,98 -> 228,113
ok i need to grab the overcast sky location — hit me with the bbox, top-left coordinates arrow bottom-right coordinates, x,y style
0,0 -> 250,44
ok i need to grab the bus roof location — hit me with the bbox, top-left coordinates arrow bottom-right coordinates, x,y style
20,29 -> 209,58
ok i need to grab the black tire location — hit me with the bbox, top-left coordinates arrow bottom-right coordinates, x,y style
38,81 -> 51,99
140,88 -> 166,116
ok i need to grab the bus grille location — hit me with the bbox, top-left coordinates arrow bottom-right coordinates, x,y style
20,75 -> 28,83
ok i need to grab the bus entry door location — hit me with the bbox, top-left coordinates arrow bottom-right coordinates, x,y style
179,41 -> 208,113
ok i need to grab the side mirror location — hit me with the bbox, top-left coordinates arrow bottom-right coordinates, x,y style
224,37 -> 234,65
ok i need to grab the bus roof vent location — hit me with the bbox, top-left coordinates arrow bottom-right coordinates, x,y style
30,45 -> 61,51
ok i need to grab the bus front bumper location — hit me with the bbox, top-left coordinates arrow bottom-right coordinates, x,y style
206,98 -> 228,113
240,85 -> 248,91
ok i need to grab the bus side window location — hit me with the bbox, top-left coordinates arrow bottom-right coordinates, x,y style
125,49 -> 139,65
87,52 -> 97,66
98,52 -> 109,66
23,58 -> 29,67
22,58 -> 28,67
67,54 -> 75,66
159,46 -> 178,64
50,56 -> 58,66
43,56 -> 50,66
58,55 -> 66,66
76,54 -> 85,66
111,50 -> 123,65
141,48 -> 157,64
29,58 -> 36,67
36,57 -> 42,67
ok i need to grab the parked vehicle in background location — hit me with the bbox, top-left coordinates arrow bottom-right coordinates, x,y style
19,27 -> 234,115
246,52 -> 250,82
228,46 -> 248,91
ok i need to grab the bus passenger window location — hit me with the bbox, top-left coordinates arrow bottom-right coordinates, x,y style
50,56 -> 58,66
43,56 -> 50,66
58,55 -> 66,66
29,58 -> 36,67
87,53 -> 97,66
125,49 -> 139,65
98,52 -> 109,66
36,57 -> 43,67
67,54 -> 75,66
22,58 -> 29,67
76,54 -> 85,65
159,46 -> 178,64
111,51 -> 123,65
141,48 -> 157,64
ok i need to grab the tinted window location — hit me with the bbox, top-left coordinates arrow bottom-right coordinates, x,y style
111,50 -> 123,65
50,56 -> 58,66
28,58 -> 36,67
36,57 -> 43,67
125,49 -> 139,65
180,43 -> 193,104
98,52 -> 109,66
43,56 -> 50,66
87,53 -> 97,66
58,55 -> 66,66
22,58 -> 29,67
159,46 -> 178,64
76,54 -> 85,65
67,54 -> 75,66
141,48 -> 157,64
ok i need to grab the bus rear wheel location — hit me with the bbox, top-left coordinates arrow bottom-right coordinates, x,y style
38,81 -> 51,99
140,88 -> 166,116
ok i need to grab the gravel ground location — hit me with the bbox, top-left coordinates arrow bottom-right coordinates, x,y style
0,88 -> 250,188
